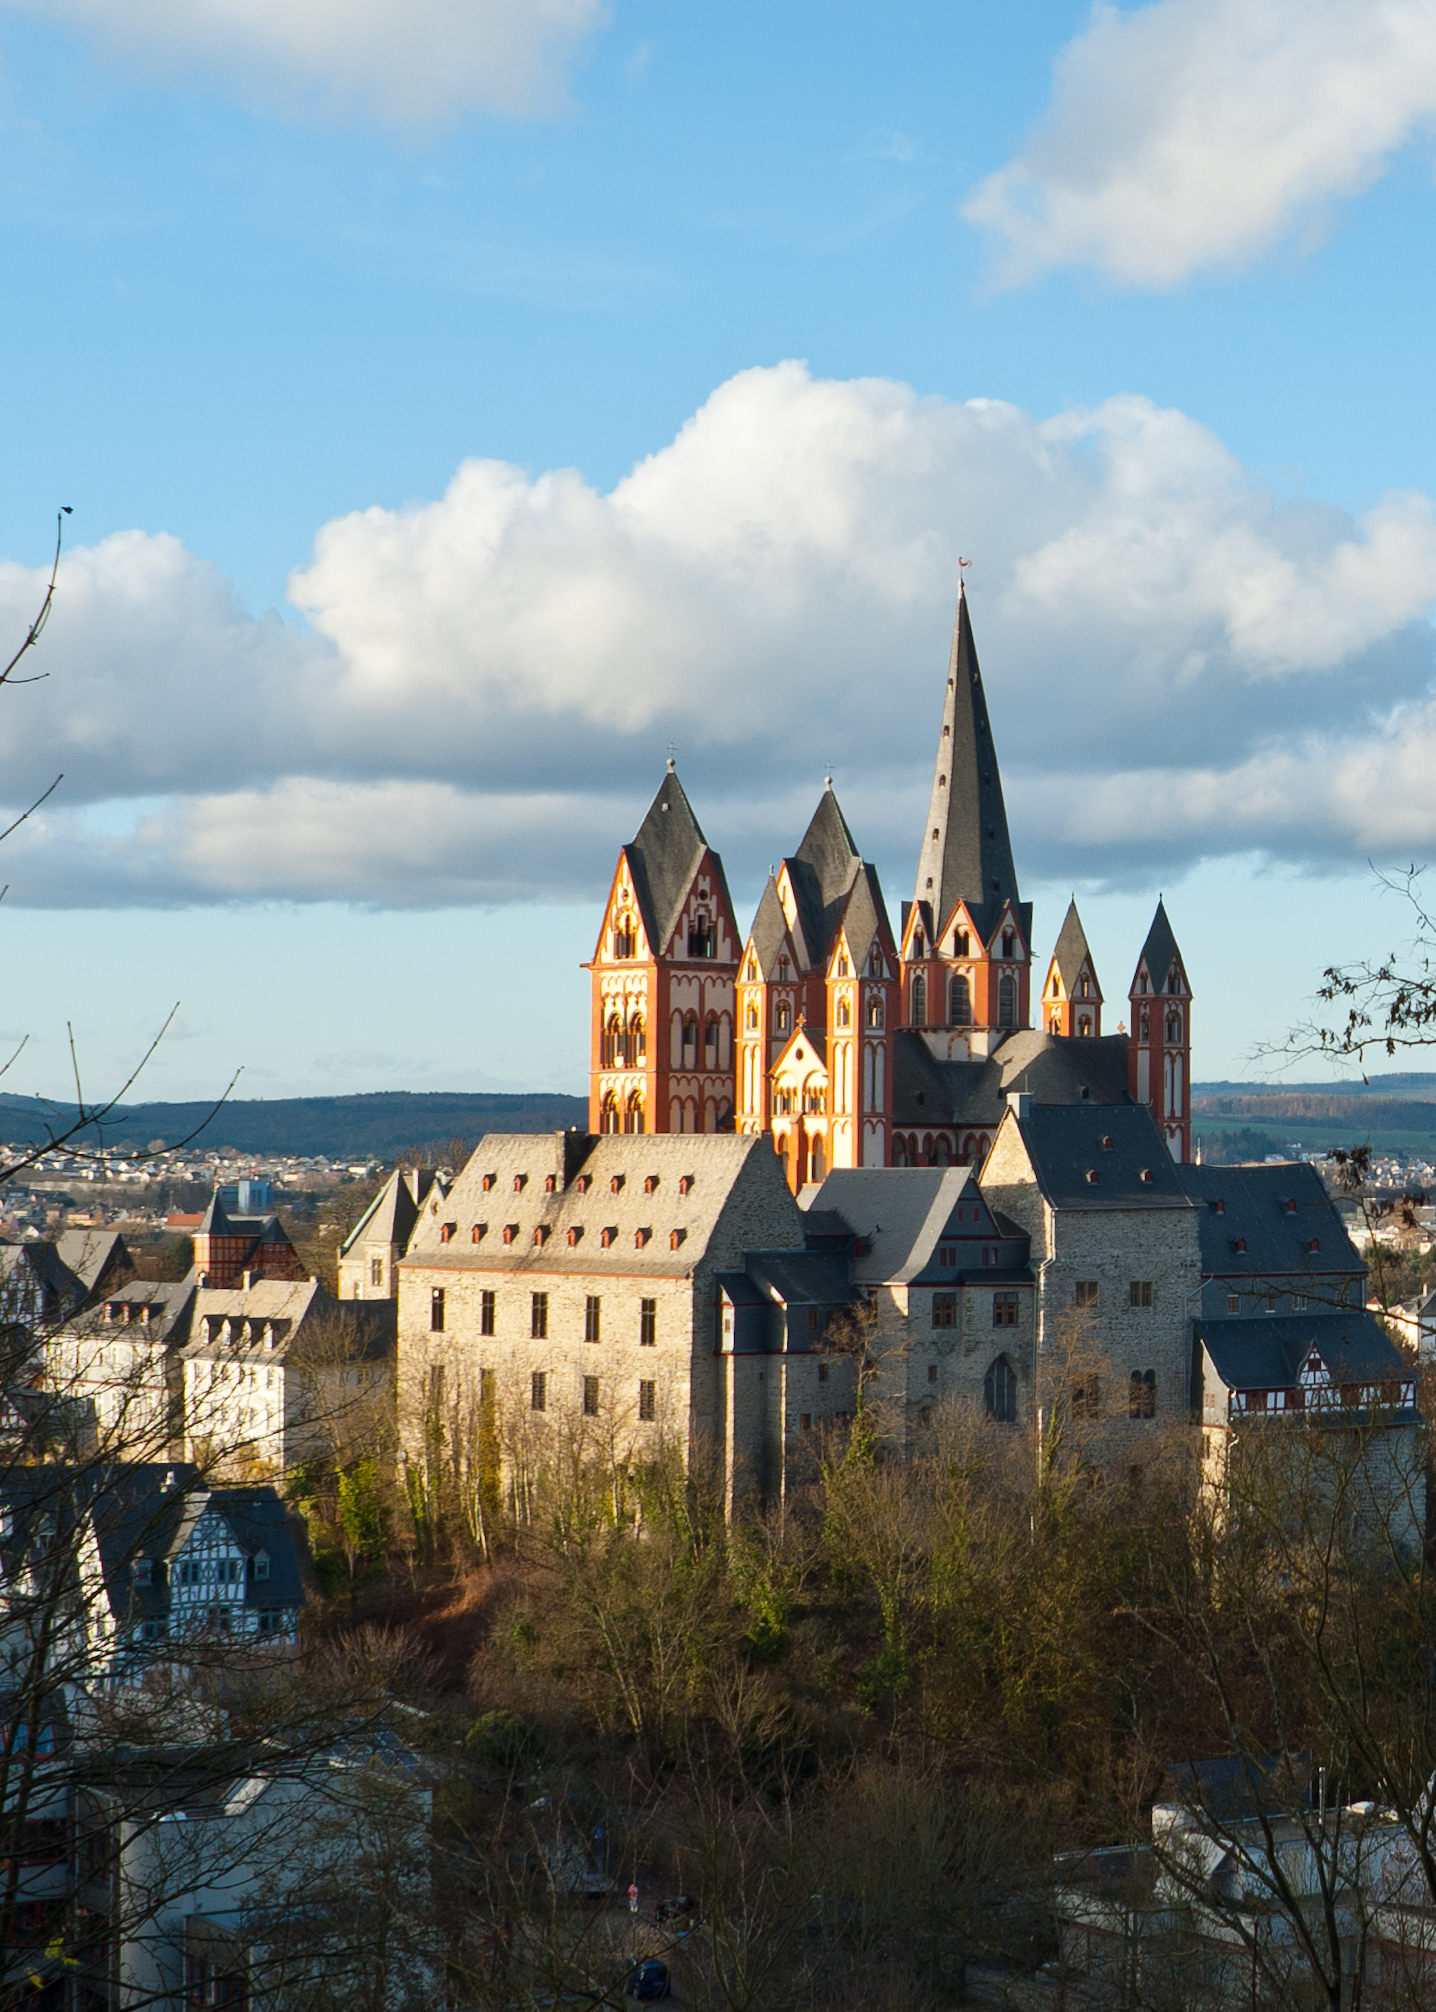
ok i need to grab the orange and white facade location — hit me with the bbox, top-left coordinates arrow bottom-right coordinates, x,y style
1128,901 -> 1193,1163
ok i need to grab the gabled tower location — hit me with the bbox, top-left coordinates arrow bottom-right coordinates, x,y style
1043,900 -> 1103,1037
586,763 -> 739,1135
902,584 -> 1033,1059
737,784 -> 898,1189
1128,900 -> 1192,1162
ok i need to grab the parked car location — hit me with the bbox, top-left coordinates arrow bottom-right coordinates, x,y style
626,1960 -> 670,2001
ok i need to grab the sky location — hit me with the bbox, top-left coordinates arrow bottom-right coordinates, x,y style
3,0 -> 1436,1103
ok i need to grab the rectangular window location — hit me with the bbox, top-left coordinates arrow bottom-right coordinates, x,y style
1075,1280 -> 1098,1307
799,1413 -> 812,1433
993,1291 -> 1019,1328
1129,1281 -> 1154,1308
369,1257 -> 384,1286
585,1295 -> 602,1342
939,1244 -> 956,1268
981,1246 -> 997,1267
531,1292 -> 548,1340
1293,1294 -> 1306,1310
638,1379 -> 656,1421
133,1558 -> 152,1585
480,1290 -> 496,1336
932,1291 -> 957,1329
531,1371 -> 547,1413
640,1298 -> 657,1346
1227,1293 -> 1240,1314
818,1361 -> 829,1383
1129,1369 -> 1157,1420
583,1375 -> 600,1417
927,1363 -> 938,1383
430,1288 -> 446,1333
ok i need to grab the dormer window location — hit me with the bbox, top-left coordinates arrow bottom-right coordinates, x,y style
482,1174 -> 496,1192
567,1227 -> 582,1247
1101,1135 -> 1115,1151
600,1227 -> 616,1247
678,1175 -> 693,1195
513,1174 -> 527,1192
1284,1199 -> 1297,1214
502,1224 -> 518,1245
253,1551 -> 270,1581
644,1175 -> 659,1194
439,1223 -> 456,1244
471,1223 -> 487,1242
134,1559 -> 153,1586
544,1174 -> 557,1193
611,1174 -> 625,1194
1213,1198 -> 1225,1214
575,1174 -> 591,1194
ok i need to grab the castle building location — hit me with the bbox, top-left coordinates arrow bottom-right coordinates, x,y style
588,582 -> 1194,1184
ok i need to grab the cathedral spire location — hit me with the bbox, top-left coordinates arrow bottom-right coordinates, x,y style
1042,898 -> 1103,1037
913,583 -> 1022,942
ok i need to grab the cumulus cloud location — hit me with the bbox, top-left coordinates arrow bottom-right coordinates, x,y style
2,0 -> 603,122
2,361 -> 1436,907
964,0 -> 1436,289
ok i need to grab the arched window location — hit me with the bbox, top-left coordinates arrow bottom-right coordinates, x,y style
998,972 -> 1016,1027
704,1016 -> 719,1068
624,1091 -> 645,1135
1166,1010 -> 1182,1043
866,992 -> 884,1030
776,1001 -> 791,1035
984,1356 -> 1017,1423
744,1002 -> 758,1032
1129,1370 -> 1156,1420
600,1093 -> 620,1134
629,1015 -> 646,1062
836,997 -> 851,1029
892,1135 -> 909,1167
681,1017 -> 698,1068
949,973 -> 971,1026
809,1134 -> 825,1180
1077,1014 -> 1092,1037
911,974 -> 927,1026
931,1135 -> 952,1165
953,929 -> 969,956
1049,1014 -> 1062,1035
614,916 -> 635,959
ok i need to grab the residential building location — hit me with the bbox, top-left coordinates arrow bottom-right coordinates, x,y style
338,1165 -> 446,1300
183,1278 -> 395,1479
42,1276 -> 197,1453
191,1191 -> 307,1291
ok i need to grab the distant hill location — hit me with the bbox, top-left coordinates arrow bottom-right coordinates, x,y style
0,1090 -> 589,1159
1195,1074 -> 1436,1101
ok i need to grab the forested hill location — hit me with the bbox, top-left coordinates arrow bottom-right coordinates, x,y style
0,1089 -> 589,1159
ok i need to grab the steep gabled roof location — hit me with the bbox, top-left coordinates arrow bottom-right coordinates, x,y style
744,876 -> 795,979
913,586 -> 1022,943
623,764 -> 710,952
834,863 -> 892,972
999,1103 -> 1191,1212
1196,1311 -> 1410,1396
341,1168 -> 445,1257
53,1229 -> 132,1297
1133,899 -> 1186,995
1178,1162 -> 1364,1282
1049,899 -> 1100,998
785,786 -> 863,967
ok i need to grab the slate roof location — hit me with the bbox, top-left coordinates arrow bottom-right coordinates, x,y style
0,1239 -> 91,1323
53,1229 -> 132,1298
911,585 -> 1024,944
1049,900 -> 1101,997
1133,898 -> 1185,995
341,1167 -> 445,1257
1196,1311 -> 1412,1397
785,787 -> 863,969
835,862 -> 893,970
62,1272 -> 197,1345
402,1132 -> 802,1281
186,1278 -> 395,1364
800,1167 -> 973,1283
0,1463 -> 309,1631
740,1250 -> 863,1313
745,876 -> 795,978
1002,1104 -> 1191,1212
891,1028 -> 1133,1129
1178,1162 -> 1364,1284
624,764 -> 733,956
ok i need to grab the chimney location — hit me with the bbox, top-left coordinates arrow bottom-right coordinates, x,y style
1006,1092 -> 1031,1120
242,1269 -> 254,1291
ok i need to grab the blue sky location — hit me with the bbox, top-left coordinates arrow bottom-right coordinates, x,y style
3,0 -> 1436,1103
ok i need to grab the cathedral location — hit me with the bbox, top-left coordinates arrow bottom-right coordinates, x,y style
586,586 -> 1193,1188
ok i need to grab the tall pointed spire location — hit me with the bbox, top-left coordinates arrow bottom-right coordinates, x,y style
912,584 -> 1021,941
1043,898 -> 1103,1037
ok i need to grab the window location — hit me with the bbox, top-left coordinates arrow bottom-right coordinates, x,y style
601,1227 -> 616,1248
776,1002 -> 791,1034
836,998 -> 851,1028
949,973 -> 972,1026
911,974 -> 927,1026
1075,1281 -> 1098,1307
253,1552 -> 269,1581
981,1246 -> 998,1268
480,1290 -> 496,1336
638,1379 -> 656,1421
640,1298 -> 657,1346
585,1295 -> 602,1342
993,1291 -> 1018,1327
939,1243 -> 956,1268
799,1413 -> 813,1433
1129,1281 -> 1154,1308
866,993 -> 885,1030
134,1558 -> 152,1585
430,1288 -> 446,1333
745,1002 -> 758,1031
531,1293 -> 548,1340
1002,931 -> 1015,958
1227,1294 -> 1240,1314
953,929 -> 969,956
440,1222 -> 455,1243
927,1363 -> 938,1383
531,1371 -> 547,1412
998,972 -> 1016,1027
1129,1369 -> 1157,1420
369,1257 -> 384,1286
1071,1377 -> 1101,1420
1293,1294 -> 1306,1310
583,1375 -> 600,1417
984,1356 -> 1017,1423
818,1361 -> 829,1383
932,1291 -> 957,1329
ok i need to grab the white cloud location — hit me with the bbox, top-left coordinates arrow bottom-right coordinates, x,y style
2,361 -> 1436,907
3,0 -> 604,122
964,0 -> 1436,288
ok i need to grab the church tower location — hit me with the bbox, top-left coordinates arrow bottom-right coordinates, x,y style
1128,900 -> 1192,1162
1042,900 -> 1103,1037
901,584 -> 1032,1060
736,784 -> 898,1189
586,764 -> 739,1135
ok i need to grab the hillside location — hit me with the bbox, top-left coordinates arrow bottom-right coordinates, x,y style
0,1089 -> 589,1159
